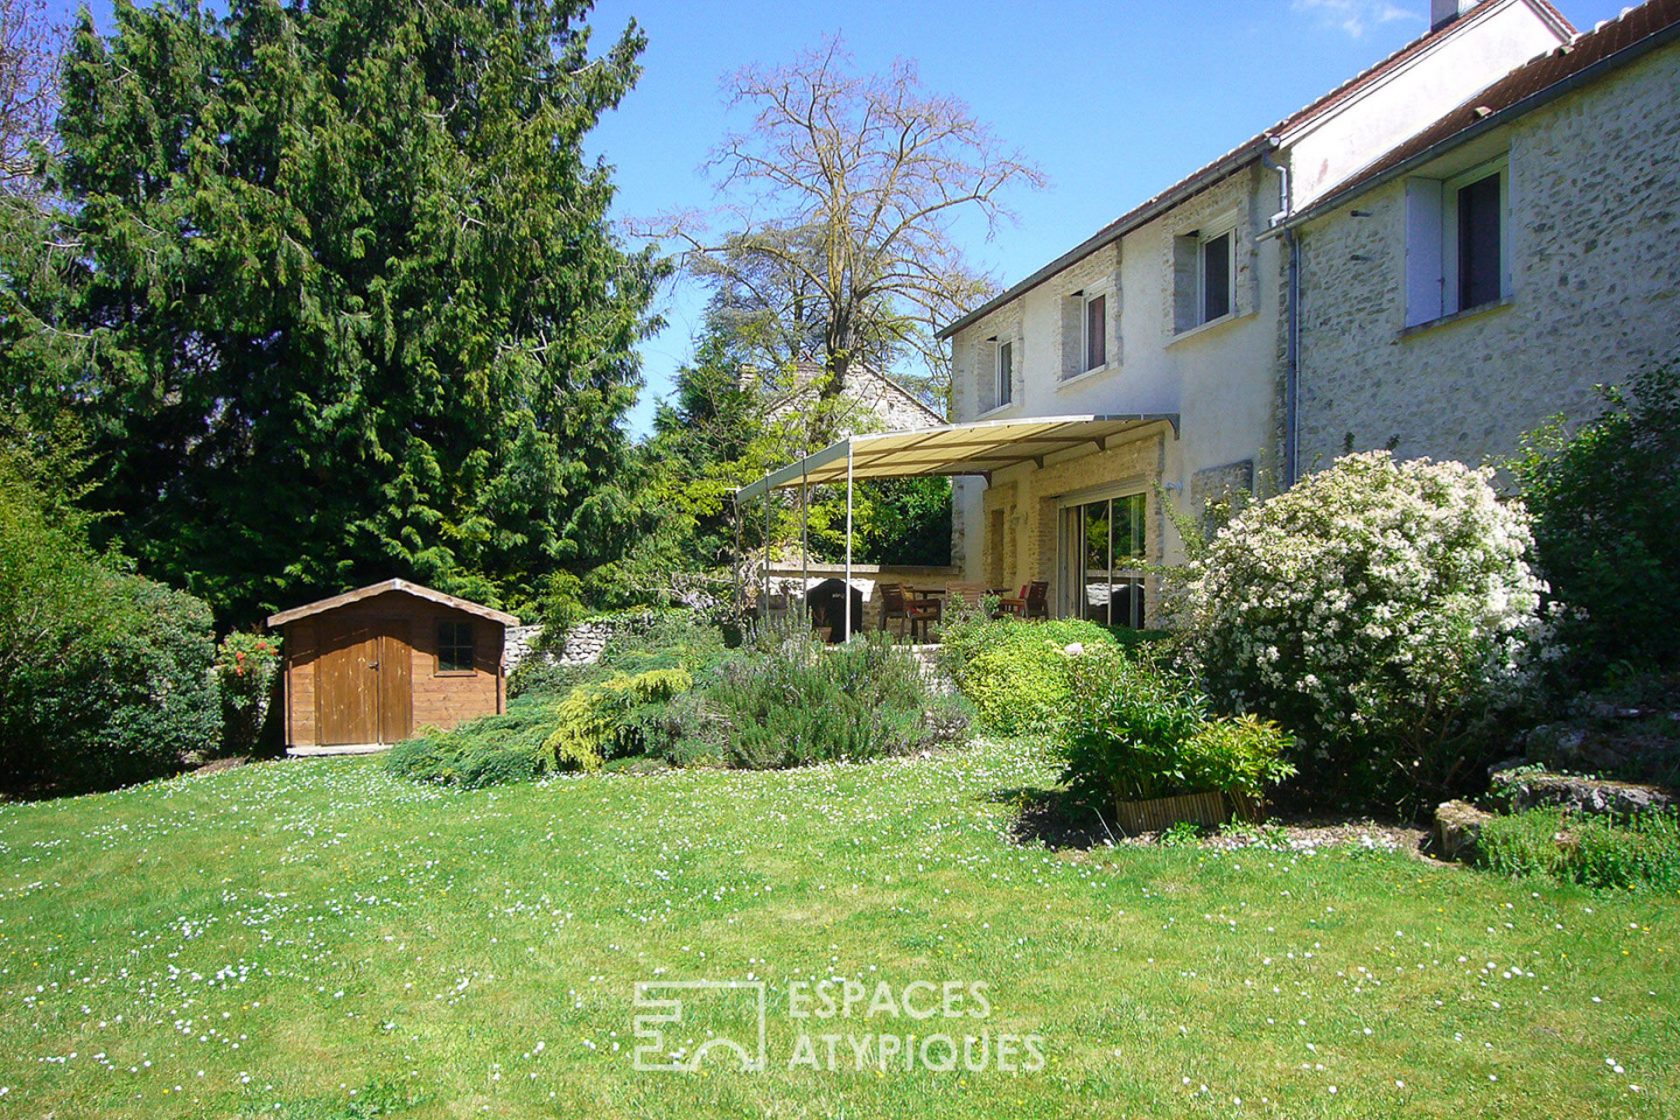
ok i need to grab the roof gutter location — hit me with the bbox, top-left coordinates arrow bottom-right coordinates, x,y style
937,135 -> 1279,340
1277,19 -> 1680,233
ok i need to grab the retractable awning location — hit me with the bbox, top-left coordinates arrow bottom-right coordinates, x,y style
734,414 -> 1178,502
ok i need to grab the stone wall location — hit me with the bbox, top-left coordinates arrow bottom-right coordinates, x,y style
504,624 -> 544,674
1295,43 -> 1680,475
504,613 -> 665,675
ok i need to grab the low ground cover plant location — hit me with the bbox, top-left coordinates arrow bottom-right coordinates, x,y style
389,612 -> 966,786
1478,806 -> 1680,891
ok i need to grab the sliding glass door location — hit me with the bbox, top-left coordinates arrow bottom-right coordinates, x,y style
1059,492 -> 1146,628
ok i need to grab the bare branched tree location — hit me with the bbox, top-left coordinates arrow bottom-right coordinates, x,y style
0,0 -> 60,193
649,37 -> 1043,417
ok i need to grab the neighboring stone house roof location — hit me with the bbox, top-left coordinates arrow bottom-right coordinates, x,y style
752,359 -> 945,432
936,0 -> 1575,340
1286,0 -> 1680,225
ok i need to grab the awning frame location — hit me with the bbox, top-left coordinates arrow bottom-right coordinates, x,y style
735,414 -> 1178,502
733,414 -> 1179,640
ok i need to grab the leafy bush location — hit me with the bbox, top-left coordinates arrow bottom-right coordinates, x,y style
703,628 -> 966,768
506,658 -> 585,701
1478,807 -> 1680,891
1058,649 -> 1293,816
1183,715 -> 1299,805
1180,451 -> 1546,810
1511,364 -> 1680,679
216,631 -> 282,755
1,456 -> 221,791
539,667 -> 694,772
938,615 -> 1118,735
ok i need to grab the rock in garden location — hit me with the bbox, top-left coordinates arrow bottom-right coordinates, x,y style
1434,800 -> 1494,862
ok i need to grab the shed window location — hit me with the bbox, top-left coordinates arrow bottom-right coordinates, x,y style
437,621 -> 475,673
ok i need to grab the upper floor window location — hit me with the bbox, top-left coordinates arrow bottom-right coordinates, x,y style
1405,156 -> 1508,326
1198,230 -> 1233,324
1453,169 -> 1503,311
994,339 -> 1013,408
1061,288 -> 1110,378
1173,220 -> 1238,334
1083,293 -> 1107,370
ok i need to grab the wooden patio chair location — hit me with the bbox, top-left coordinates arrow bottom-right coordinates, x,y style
998,580 -> 1050,621
879,582 -> 941,641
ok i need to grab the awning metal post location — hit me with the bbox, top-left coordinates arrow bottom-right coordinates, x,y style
763,489 -> 772,623
843,442 -> 854,642
800,465 -> 809,620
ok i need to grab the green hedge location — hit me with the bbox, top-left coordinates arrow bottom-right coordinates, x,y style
938,616 -> 1119,735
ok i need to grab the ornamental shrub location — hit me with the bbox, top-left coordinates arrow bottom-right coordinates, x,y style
216,631 -> 283,755
705,628 -> 967,768
1180,451 -> 1546,810
938,615 -> 1118,735
538,666 -> 694,772
1510,363 -> 1680,679
1059,649 -> 1295,818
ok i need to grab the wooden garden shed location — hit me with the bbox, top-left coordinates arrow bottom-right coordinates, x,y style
266,579 -> 518,755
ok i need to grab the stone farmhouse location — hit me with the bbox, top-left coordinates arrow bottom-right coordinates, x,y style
927,0 -> 1678,627
1284,0 -> 1680,471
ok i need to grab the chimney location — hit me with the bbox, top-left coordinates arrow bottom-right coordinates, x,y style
1432,0 -> 1481,30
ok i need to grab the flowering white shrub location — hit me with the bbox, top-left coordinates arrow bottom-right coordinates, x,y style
1180,452 -> 1547,806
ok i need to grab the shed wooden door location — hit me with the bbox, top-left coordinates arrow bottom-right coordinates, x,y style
377,622 -> 412,744
316,618 -> 412,746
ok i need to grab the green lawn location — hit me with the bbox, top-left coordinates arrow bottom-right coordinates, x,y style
0,740 -> 1673,1118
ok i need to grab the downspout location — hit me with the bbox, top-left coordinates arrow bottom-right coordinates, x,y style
1262,149 -> 1301,488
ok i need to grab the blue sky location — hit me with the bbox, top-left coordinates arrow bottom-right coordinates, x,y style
52,0 -> 1632,437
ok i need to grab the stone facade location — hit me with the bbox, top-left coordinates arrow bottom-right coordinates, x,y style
939,1 -> 1573,621
1295,40 -> 1680,473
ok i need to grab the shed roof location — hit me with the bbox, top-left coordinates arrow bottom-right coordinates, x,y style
265,579 -> 520,629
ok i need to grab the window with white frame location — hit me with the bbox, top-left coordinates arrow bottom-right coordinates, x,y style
993,338 -> 1013,408
1198,228 -> 1234,325
1082,292 -> 1107,371
1173,221 -> 1238,333
1405,156 -> 1509,326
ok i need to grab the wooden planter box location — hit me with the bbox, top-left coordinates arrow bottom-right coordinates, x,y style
1116,790 -> 1230,834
